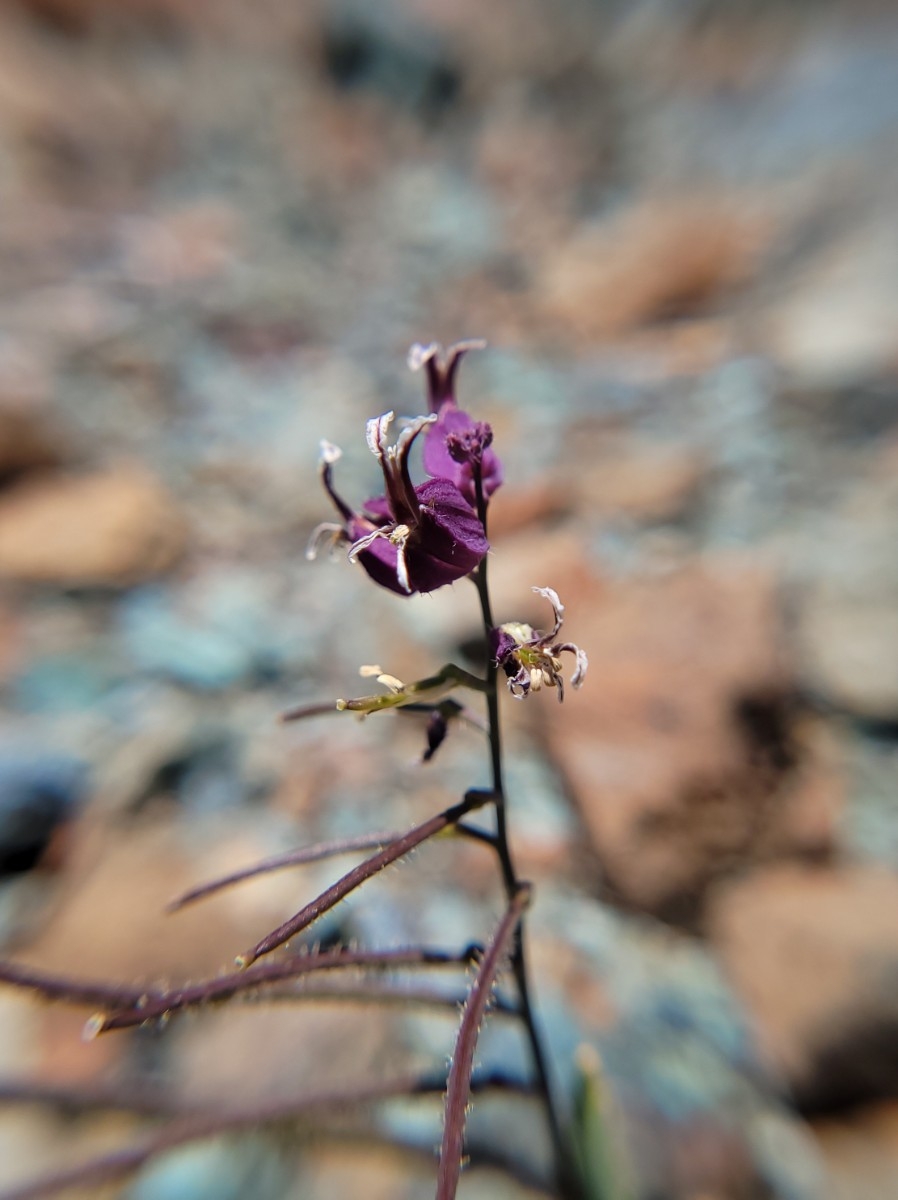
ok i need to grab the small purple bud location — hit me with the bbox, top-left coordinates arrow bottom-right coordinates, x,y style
446,421 -> 494,467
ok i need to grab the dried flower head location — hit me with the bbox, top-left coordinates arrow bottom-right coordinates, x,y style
307,412 -> 488,595
491,587 -> 588,701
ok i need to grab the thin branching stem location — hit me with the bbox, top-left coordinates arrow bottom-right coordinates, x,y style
169,822 -> 496,913
236,980 -> 518,1017
238,789 -> 492,967
0,1076 -> 445,1200
167,830 -> 403,911
0,1071 -> 540,1200
0,962 -> 150,1010
0,1079 -> 177,1118
91,947 -> 476,1034
437,884 -> 531,1200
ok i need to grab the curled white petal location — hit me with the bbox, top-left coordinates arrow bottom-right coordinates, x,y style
394,413 -> 436,458
365,412 -> 394,460
532,586 -> 564,639
305,522 -> 344,561
407,342 -> 439,372
571,648 -> 588,689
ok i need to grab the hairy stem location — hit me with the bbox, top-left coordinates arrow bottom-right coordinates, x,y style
238,789 -> 492,967
437,884 -> 531,1200
90,947 -> 477,1034
471,479 -> 583,1200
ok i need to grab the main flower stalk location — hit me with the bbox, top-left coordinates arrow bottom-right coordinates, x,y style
470,463 -> 583,1200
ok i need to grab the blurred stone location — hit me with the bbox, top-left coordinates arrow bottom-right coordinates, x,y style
539,195 -> 773,341
0,466 -> 186,587
568,431 -> 708,523
11,812 -> 310,982
486,480 -> 571,539
319,0 -> 461,120
119,570 -> 306,691
125,1138 -> 291,1200
0,338 -> 67,477
118,202 -> 240,290
0,751 -> 86,876
709,863 -> 898,1108
529,893 -> 827,1200
764,216 -> 898,386
0,403 -> 62,480
0,602 -> 21,685
814,1101 -> 898,1200
794,438 -> 898,721
541,558 -> 810,920
0,344 -> 64,480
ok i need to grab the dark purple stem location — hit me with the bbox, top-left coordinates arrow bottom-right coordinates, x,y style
238,790 -> 492,967
92,946 -> 474,1034
436,884 -> 531,1200
167,830 -> 403,911
0,962 -> 149,1010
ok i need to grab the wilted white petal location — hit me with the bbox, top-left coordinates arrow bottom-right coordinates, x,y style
532,586 -> 564,639
394,413 -> 437,457
305,522 -> 344,561
319,440 -> 342,465
407,342 -> 440,372
365,411 -> 394,460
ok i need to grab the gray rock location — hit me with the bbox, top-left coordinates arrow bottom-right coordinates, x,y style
0,750 -> 86,875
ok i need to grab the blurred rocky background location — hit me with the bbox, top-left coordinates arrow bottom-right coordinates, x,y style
0,0 -> 897,1196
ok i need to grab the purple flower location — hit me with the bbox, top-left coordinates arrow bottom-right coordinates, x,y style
307,412 -> 488,596
408,341 -> 503,508
491,587 -> 588,702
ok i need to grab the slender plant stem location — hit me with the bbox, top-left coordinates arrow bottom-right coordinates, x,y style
167,830 -> 403,911
90,947 -> 476,1034
471,475 -> 583,1200
437,884 -> 531,1200
238,789 -> 491,967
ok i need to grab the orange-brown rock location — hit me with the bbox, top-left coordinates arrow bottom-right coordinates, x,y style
709,863 -> 898,1107
539,195 -> 772,341
540,559 -> 829,919
0,465 -> 186,587
567,429 -> 708,522
0,403 -> 63,480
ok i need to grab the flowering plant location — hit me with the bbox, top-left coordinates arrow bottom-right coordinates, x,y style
0,342 -> 591,1200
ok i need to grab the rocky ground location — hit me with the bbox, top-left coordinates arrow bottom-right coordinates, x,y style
1,1 -> 898,1197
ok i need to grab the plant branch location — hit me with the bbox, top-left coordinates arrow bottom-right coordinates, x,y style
470,483 -> 585,1200
237,789 -> 493,967
0,1076 -> 442,1200
0,962 -> 149,1010
437,883 -> 531,1200
0,1071 -> 540,1200
167,830 -> 403,911
90,947 -> 476,1034
235,980 -> 519,1017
